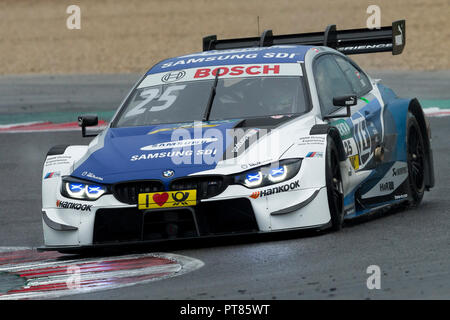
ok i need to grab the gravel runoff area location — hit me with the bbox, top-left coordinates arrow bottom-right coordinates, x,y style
0,0 -> 448,75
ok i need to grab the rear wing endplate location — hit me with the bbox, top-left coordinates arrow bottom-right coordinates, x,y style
203,20 -> 405,55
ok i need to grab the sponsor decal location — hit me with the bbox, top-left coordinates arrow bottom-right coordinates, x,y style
305,152 -> 323,158
159,52 -> 300,69
249,180 -> 300,199
193,64 -> 280,78
130,149 -> 217,161
344,207 -> 356,216
392,166 -> 407,176
140,138 -> 218,151
44,172 -> 60,179
361,161 -> 408,199
240,160 -> 271,170
349,154 -> 360,170
139,63 -> 302,88
44,155 -> 71,167
337,43 -> 393,52
81,171 -> 103,181
56,200 -> 92,211
394,194 -> 408,200
352,113 -> 372,166
138,190 -> 196,209
161,70 -> 186,83
332,119 -> 352,140
346,97 -> 356,105
298,136 -> 325,146
379,181 -> 394,192
250,192 -> 260,199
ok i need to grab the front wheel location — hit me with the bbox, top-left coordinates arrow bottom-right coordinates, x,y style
325,138 -> 344,231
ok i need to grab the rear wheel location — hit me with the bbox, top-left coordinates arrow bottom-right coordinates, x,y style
325,138 -> 344,230
405,113 -> 425,207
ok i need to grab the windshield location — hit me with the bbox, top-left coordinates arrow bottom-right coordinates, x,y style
114,64 -> 309,127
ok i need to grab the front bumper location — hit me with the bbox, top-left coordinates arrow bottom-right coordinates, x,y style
92,198 -> 259,244
39,197 -> 331,253
42,182 -> 331,249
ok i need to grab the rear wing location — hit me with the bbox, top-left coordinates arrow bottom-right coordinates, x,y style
203,20 -> 405,55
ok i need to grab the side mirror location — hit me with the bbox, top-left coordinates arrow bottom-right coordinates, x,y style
78,114 -> 99,137
333,95 -> 357,107
324,95 -> 357,119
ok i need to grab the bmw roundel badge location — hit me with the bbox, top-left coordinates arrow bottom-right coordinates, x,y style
162,169 -> 174,178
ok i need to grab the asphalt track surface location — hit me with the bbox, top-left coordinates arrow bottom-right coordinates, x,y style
0,71 -> 449,300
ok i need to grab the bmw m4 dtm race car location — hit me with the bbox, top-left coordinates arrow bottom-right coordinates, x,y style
40,20 -> 434,252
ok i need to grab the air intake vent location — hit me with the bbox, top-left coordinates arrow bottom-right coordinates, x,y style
170,176 -> 228,200
112,180 -> 164,204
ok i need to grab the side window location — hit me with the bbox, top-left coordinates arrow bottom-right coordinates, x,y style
334,56 -> 372,96
313,55 -> 354,116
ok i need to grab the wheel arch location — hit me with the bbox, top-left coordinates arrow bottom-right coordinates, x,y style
383,97 -> 434,190
408,98 -> 435,189
46,144 -> 70,156
310,124 -> 346,161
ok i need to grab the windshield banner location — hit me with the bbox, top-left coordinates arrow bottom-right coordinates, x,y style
138,63 -> 302,89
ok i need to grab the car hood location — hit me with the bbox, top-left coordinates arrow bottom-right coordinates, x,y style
71,116 -> 302,185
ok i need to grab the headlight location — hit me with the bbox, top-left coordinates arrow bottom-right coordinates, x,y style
61,177 -> 108,201
233,158 -> 302,189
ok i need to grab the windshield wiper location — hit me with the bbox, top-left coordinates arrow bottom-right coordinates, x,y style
202,68 -> 221,122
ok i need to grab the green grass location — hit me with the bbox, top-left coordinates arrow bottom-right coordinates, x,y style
420,100 -> 450,109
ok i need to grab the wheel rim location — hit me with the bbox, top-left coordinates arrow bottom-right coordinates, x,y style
407,125 -> 425,192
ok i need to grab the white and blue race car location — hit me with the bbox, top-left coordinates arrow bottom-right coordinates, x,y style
40,20 -> 434,252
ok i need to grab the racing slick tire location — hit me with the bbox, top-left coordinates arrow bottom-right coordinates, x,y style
325,137 -> 345,231
405,112 -> 425,207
